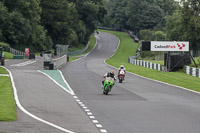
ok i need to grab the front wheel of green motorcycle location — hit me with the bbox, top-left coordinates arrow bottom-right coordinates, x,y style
105,86 -> 109,95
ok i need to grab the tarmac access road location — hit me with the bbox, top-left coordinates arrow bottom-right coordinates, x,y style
0,57 -> 99,132
61,32 -> 200,133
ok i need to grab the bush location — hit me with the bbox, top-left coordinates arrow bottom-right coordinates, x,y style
152,31 -> 167,41
139,29 -> 154,41
0,42 -> 10,51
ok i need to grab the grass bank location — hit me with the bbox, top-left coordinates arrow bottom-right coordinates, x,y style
99,29 -> 200,92
0,67 -> 17,121
3,51 -> 13,59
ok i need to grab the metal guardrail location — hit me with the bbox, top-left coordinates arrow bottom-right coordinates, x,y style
68,42 -> 89,56
56,44 -> 69,57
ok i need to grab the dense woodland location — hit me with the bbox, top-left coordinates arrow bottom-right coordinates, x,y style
102,0 -> 200,56
0,0 -> 200,55
0,0 -> 106,51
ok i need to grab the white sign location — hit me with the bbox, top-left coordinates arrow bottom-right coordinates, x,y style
151,41 -> 189,51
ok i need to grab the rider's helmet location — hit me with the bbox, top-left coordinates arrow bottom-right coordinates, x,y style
120,65 -> 124,69
110,70 -> 114,77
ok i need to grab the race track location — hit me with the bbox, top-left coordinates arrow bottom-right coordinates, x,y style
1,31 -> 200,133
62,32 -> 200,133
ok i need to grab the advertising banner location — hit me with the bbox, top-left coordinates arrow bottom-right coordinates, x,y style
25,48 -> 29,56
151,41 -> 189,51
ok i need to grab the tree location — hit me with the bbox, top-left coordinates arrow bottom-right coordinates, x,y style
180,0 -> 200,56
1,0 -> 53,51
0,2 -> 8,42
41,0 -> 106,48
165,10 -> 185,41
126,0 -> 164,34
152,31 -> 167,41
106,0 -> 128,29
139,29 -> 154,41
73,0 -> 105,42
40,0 -> 76,46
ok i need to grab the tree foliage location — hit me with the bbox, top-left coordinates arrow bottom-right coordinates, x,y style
0,0 -> 106,51
103,0 -> 177,34
0,0 -> 53,51
166,0 -> 200,55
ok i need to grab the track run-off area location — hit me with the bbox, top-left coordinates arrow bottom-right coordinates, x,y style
0,32 -> 200,133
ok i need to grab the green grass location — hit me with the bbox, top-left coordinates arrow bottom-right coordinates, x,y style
68,44 -> 85,52
3,51 -> 13,59
34,52 -> 41,56
99,29 -> 200,92
69,34 -> 96,62
69,57 -> 80,62
0,67 -> 8,74
189,57 -> 200,68
0,67 -> 17,121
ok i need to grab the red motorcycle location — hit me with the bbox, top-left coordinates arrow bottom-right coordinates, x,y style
118,70 -> 125,83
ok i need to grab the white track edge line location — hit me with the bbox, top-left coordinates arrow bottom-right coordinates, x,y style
2,66 -> 75,133
58,70 -> 75,95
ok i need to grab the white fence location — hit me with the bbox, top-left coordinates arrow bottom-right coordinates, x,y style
185,66 -> 200,78
9,47 -> 25,56
128,58 -> 166,72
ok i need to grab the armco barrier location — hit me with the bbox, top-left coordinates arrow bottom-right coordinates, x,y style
128,57 -> 166,72
52,55 -> 67,69
185,66 -> 200,78
68,42 -> 89,56
13,55 -> 24,59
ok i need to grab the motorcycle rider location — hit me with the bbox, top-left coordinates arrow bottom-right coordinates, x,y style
102,70 -> 116,87
118,65 -> 126,74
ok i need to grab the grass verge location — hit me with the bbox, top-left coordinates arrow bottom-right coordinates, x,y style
0,67 -> 17,121
3,51 -> 14,59
0,67 -> 8,74
99,29 -> 200,92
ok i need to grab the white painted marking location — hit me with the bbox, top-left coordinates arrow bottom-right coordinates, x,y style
10,60 -> 37,67
73,96 -> 78,99
78,101 -> 82,104
87,112 -> 92,115
76,99 -> 80,102
96,124 -> 102,128
2,66 -> 75,133
92,120 -> 98,123
85,109 -> 90,112
80,104 -> 85,107
89,116 -> 95,119
38,70 -> 75,96
0,74 -> 9,77
83,106 -> 87,109
100,129 -> 107,133
59,70 -> 75,95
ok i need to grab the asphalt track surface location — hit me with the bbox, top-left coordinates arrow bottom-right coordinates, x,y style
0,59 -> 99,132
0,32 -> 200,133
62,32 -> 200,133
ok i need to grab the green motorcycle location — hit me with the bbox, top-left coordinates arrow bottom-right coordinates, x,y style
102,77 -> 115,95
